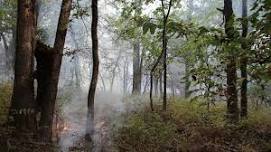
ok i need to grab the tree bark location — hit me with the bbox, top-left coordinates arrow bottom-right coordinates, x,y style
1,26 -> 16,79
123,57 -> 129,94
154,77 -> 159,96
70,26 -> 82,88
85,0 -> 99,141
159,71 -> 163,96
0,33 -> 8,51
240,0 -> 248,118
0,32 -> 11,75
161,0 -> 172,111
184,58 -> 191,98
132,41 -> 141,94
224,0 -> 239,122
110,51 -> 121,92
35,41 -> 54,141
184,0 -> 193,99
37,0 -> 72,142
9,0 -> 37,137
150,73 -> 154,111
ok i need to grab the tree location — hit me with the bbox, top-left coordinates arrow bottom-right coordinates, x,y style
85,0 -> 99,141
224,0 -> 239,122
9,0 -> 37,136
240,0 -> 248,118
161,0 -> 172,111
36,0 -> 72,141
132,41 -> 142,94
182,0 -> 193,99
112,0 -> 144,95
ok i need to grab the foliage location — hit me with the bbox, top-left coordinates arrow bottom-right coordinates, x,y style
0,0 -> 16,36
251,0 -> 271,34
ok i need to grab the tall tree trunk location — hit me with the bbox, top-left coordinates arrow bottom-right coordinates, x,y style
161,0 -> 172,111
159,71 -> 163,96
162,32 -> 168,111
240,0 -> 248,118
154,77 -> 159,96
1,28 -> 16,79
184,59 -> 191,98
149,0 -> 172,111
9,0 -> 37,137
9,29 -> 16,78
132,41 -> 141,94
100,73 -> 106,91
85,0 -> 99,141
150,73 -> 154,111
110,52 -> 121,92
224,0 -> 239,122
70,26 -> 82,88
0,33 -> 8,51
37,0 -> 72,142
150,56 -> 163,111
110,71 -> 116,92
184,0 -> 193,99
123,57 -> 129,94
171,80 -> 175,97
260,84 -> 265,104
0,32 -> 10,75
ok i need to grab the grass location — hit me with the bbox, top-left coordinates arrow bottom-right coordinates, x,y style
0,82 -> 12,124
111,99 -> 271,152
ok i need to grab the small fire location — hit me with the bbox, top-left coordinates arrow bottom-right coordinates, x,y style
62,123 -> 72,132
63,125 -> 69,131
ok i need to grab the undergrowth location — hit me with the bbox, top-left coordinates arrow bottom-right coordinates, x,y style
0,82 -> 12,124
111,99 -> 271,152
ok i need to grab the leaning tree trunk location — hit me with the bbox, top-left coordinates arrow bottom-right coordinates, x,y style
85,0 -> 99,141
240,0 -> 248,118
9,0 -> 37,137
37,0 -> 72,142
224,0 -> 239,122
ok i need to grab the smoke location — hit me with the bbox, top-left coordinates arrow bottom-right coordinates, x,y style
58,88 -> 126,151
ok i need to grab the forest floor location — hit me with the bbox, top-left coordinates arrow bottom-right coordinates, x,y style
60,96 -> 271,152
58,91 -> 125,152
110,99 -> 271,152
0,83 -> 271,152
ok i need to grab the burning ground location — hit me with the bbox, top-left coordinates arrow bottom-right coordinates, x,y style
58,91 -> 127,152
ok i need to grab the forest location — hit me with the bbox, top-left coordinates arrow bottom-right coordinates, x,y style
0,0 -> 270,151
